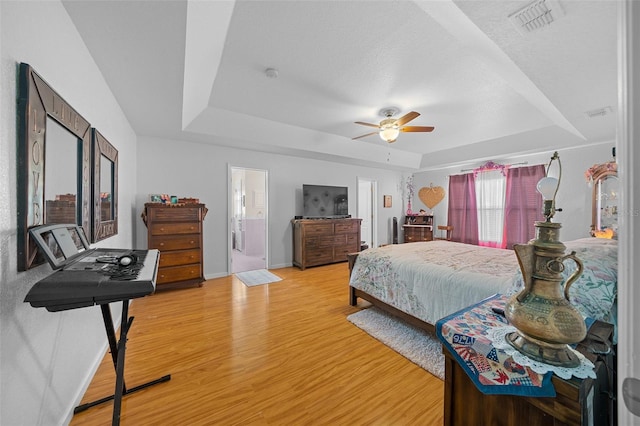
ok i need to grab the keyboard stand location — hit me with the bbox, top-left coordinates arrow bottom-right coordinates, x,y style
74,301 -> 171,425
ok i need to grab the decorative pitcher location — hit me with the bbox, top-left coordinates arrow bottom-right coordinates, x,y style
505,220 -> 586,367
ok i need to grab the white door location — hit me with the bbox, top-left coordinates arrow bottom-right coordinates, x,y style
357,178 -> 377,249
229,167 -> 268,273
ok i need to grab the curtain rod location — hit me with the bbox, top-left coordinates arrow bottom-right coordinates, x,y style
460,161 -> 528,173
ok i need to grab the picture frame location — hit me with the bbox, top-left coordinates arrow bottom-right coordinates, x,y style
91,128 -> 118,242
383,195 -> 392,208
17,63 -> 91,270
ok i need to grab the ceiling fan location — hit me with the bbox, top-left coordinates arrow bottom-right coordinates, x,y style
353,107 -> 434,143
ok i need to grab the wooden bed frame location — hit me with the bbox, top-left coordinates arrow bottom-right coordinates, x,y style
347,250 -> 614,426
347,252 -> 436,335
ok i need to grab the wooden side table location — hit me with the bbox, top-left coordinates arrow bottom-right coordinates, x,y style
437,296 -> 613,426
443,349 -> 610,425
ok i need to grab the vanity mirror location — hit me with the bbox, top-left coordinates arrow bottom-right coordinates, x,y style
92,129 -> 118,242
587,159 -> 618,239
17,63 -> 91,270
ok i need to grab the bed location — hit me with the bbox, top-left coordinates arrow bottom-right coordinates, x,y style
348,238 -> 618,338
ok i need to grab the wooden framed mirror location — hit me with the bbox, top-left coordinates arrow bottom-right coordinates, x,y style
589,161 -> 618,239
92,129 -> 118,242
17,63 -> 91,270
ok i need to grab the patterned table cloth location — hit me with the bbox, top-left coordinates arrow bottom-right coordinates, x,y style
436,294 -> 556,397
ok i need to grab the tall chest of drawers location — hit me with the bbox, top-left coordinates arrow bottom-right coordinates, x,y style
142,203 -> 207,287
292,218 -> 361,270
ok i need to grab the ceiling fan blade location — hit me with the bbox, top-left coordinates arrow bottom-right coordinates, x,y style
355,121 -> 380,128
352,131 -> 379,140
395,111 -> 420,126
400,126 -> 435,133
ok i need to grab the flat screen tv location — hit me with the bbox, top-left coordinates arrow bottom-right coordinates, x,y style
303,184 -> 349,218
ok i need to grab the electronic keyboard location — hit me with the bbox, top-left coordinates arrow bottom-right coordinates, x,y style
23,224 -> 159,311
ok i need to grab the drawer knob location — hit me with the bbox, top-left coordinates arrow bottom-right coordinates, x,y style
159,242 -> 164,246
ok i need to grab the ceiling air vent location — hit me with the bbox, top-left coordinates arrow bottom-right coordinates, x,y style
508,0 -> 565,35
584,106 -> 613,119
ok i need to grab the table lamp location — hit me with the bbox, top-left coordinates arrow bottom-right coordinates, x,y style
504,152 -> 587,367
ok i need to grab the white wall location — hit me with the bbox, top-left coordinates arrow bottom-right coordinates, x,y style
617,2 -> 640,423
0,2 -> 138,425
135,136 -> 404,276
412,143 -> 615,242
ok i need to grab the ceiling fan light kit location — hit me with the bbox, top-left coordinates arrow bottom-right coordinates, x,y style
379,117 -> 400,143
353,107 -> 434,143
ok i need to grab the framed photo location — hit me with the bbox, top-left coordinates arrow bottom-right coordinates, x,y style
383,195 -> 392,208
150,194 -> 162,203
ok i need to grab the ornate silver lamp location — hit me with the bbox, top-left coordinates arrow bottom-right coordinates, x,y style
504,152 -> 586,367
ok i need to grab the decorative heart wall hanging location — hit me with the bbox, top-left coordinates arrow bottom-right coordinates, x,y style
418,184 -> 445,209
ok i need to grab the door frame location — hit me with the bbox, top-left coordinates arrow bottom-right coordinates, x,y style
357,177 -> 378,249
227,165 -> 269,274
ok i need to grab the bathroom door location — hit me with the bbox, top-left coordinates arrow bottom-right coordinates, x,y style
229,167 -> 268,273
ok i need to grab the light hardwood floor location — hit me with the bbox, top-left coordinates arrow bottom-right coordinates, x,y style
70,263 -> 444,425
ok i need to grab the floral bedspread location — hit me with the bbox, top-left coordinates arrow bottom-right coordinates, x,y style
350,238 -> 618,337
349,241 -> 520,326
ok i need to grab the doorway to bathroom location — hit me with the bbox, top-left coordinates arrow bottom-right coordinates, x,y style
229,167 -> 268,274
357,177 -> 378,249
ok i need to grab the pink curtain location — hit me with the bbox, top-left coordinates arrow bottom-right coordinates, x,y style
503,165 -> 546,249
448,173 -> 479,245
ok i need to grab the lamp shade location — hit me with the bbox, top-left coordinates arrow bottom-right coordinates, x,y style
379,118 -> 400,142
536,176 -> 558,200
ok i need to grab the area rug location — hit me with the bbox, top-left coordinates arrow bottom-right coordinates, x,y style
347,307 -> 445,380
235,269 -> 282,287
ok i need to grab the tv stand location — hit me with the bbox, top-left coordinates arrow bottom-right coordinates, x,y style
292,218 -> 362,270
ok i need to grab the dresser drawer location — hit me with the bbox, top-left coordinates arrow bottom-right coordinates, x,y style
334,234 -> 359,245
334,244 -> 358,261
148,206 -> 201,222
335,221 -> 359,234
157,264 -> 202,284
305,236 -> 334,249
150,234 -> 200,251
159,249 -> 201,268
304,223 -> 334,236
304,250 -> 334,266
150,222 -> 201,236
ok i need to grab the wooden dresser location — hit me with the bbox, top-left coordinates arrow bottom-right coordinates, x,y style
142,203 -> 207,287
403,214 -> 433,243
292,218 -> 361,270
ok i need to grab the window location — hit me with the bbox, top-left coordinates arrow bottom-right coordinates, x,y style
475,170 -> 507,248
448,163 -> 545,249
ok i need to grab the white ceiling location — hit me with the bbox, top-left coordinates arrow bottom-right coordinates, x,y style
62,0 -> 618,171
